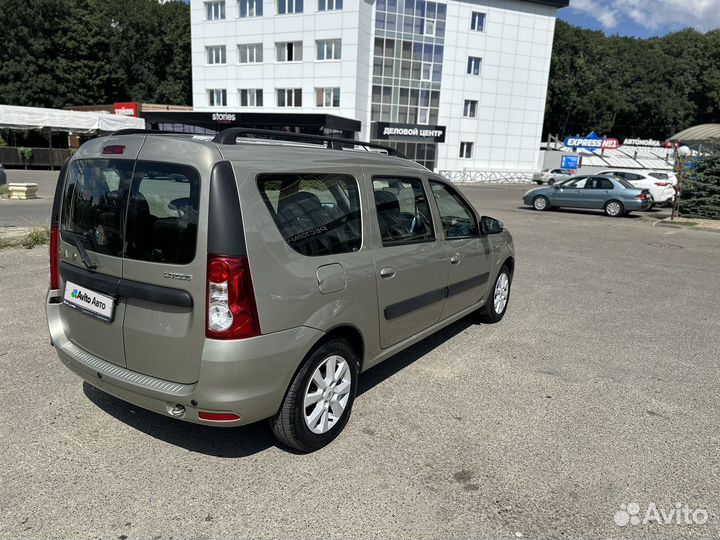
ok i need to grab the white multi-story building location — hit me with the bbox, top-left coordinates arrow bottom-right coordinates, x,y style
189,0 -> 567,175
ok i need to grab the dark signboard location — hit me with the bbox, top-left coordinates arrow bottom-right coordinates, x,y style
372,122 -> 446,143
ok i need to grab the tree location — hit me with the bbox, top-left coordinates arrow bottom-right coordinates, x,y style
681,146 -> 720,219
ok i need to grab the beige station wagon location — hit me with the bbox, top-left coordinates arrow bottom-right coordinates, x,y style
46,129 -> 515,451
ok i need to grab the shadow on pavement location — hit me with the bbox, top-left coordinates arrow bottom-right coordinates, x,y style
516,206 -> 644,219
83,315 -> 478,456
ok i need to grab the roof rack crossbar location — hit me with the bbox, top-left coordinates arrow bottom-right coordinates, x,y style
108,128 -> 195,137
211,128 -> 407,158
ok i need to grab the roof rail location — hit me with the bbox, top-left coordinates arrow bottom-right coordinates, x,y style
211,128 -> 407,158
108,129 -> 191,137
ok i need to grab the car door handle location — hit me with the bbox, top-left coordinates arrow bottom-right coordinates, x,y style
450,254 -> 461,264
380,267 -> 396,278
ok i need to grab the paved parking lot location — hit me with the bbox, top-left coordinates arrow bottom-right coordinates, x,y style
1,184 -> 718,539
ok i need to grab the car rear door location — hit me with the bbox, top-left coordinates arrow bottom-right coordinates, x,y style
120,153 -> 208,385
368,174 -> 448,349
428,178 -> 493,319
57,154 -> 140,368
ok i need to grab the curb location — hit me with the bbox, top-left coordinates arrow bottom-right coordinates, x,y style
653,218 -> 720,233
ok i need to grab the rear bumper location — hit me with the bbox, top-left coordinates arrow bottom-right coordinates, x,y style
47,289 -> 325,427
626,199 -> 651,211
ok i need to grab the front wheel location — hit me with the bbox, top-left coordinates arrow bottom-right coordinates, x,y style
533,195 -> 550,211
478,266 -> 512,324
270,339 -> 359,452
604,200 -> 624,217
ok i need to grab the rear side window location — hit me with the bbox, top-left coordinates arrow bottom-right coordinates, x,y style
372,177 -> 434,246
60,159 -> 200,264
257,173 -> 361,256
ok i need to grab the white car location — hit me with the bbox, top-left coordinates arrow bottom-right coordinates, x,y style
532,168 -> 573,185
597,169 -> 675,208
647,170 -> 678,186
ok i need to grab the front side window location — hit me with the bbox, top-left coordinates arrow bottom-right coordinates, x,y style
238,43 -> 263,63
258,174 -> 361,256
316,39 -> 341,60
318,0 -> 342,10
471,11 -> 485,31
61,160 -> 200,264
207,88 -> 227,106
240,88 -> 263,107
373,178 -> 435,246
459,142 -> 473,159
277,0 -> 303,14
276,41 -> 303,62
463,99 -> 478,117
315,87 -> 340,107
467,56 -> 482,76
277,88 -> 302,107
430,181 -> 478,238
205,1 -> 226,20
238,0 -> 263,17
206,45 -> 227,65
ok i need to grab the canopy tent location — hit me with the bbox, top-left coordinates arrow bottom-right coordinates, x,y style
0,104 -> 145,132
670,124 -> 720,144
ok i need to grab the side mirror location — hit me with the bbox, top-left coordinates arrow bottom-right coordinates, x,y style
480,216 -> 504,235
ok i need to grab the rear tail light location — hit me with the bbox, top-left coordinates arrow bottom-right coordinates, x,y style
635,193 -> 649,200
206,255 -> 260,339
655,182 -> 670,187
49,225 -> 60,289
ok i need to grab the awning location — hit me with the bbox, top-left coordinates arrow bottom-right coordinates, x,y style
670,124 -> 720,144
0,104 -> 145,133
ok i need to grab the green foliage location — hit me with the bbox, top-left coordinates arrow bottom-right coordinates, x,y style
0,135 -> 7,147
18,147 -> 32,161
0,185 -> 9,198
545,22 -> 720,140
0,0 -> 191,108
681,148 -> 720,220
23,226 -> 51,249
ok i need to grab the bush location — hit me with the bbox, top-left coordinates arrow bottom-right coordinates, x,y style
23,226 -> 50,248
0,185 -> 8,198
681,149 -> 720,220
18,146 -> 32,161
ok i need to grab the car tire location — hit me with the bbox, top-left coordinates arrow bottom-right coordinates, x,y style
535,180 -> 543,185
548,179 -> 555,186
270,338 -> 359,452
478,265 -> 512,324
604,200 -> 624,217
532,195 -> 550,211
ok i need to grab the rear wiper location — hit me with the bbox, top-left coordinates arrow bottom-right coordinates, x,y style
64,231 -> 97,270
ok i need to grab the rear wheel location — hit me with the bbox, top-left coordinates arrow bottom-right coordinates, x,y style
270,339 -> 359,452
478,266 -> 511,324
533,195 -> 549,211
604,200 -> 624,217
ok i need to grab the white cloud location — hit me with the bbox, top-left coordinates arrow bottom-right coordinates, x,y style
568,0 -> 720,32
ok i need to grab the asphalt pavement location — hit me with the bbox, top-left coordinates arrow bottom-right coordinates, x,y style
0,184 -> 718,539
0,170 -> 59,227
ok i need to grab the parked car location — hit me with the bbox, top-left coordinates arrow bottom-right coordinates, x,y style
523,175 -> 652,217
0,163 -> 6,186
45,128 -> 515,452
647,170 -> 678,186
532,168 -> 573,185
597,169 -> 675,208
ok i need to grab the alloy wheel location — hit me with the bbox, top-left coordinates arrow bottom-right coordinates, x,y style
303,355 -> 352,434
494,272 -> 509,314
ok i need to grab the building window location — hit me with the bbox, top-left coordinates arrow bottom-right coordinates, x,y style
471,11 -> 486,32
463,100 -> 478,117
316,39 -> 341,60
207,89 -> 227,106
421,62 -> 432,81
238,43 -> 263,63
425,19 -> 435,36
238,0 -> 263,17
418,108 -> 429,124
277,0 -> 303,14
467,56 -> 482,76
206,45 -> 227,65
276,41 -> 303,62
239,88 -> 263,107
459,142 -> 473,159
205,1 -> 226,20
318,0 -> 342,10
315,87 -> 340,107
277,88 -> 302,107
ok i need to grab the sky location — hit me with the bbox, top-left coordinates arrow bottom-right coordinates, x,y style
558,0 -> 720,38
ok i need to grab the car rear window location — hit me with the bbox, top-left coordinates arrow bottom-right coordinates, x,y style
257,173 -> 361,256
60,159 -> 200,265
616,178 -> 635,189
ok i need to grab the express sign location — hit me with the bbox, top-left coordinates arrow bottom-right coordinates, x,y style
563,131 -> 620,151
